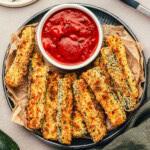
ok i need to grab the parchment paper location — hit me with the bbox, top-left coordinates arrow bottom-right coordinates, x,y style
4,24 -> 145,132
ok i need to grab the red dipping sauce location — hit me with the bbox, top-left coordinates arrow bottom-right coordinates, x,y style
41,8 -> 99,65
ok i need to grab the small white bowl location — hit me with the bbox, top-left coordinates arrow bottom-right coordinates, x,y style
37,4 -> 103,70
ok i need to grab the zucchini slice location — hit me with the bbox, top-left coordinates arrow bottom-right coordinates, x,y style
57,78 -> 73,145
73,79 -> 107,143
65,73 -> 87,137
5,27 -> 35,87
81,67 -> 127,127
101,47 -> 137,111
42,72 -> 62,140
27,53 -> 48,129
105,34 -> 138,100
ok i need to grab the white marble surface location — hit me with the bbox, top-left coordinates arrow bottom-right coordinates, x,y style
0,0 -> 150,150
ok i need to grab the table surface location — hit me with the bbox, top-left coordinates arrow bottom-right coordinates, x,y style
0,0 -> 150,150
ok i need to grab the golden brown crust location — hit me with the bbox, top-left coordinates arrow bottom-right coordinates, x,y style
5,27 -> 35,87
105,34 -> 138,100
81,67 -> 127,127
101,46 -> 137,111
69,73 -> 88,137
57,78 -> 73,145
64,73 -> 77,83
65,73 -> 87,137
27,53 -> 47,129
73,79 -> 107,143
42,72 -> 62,140
72,109 -> 87,137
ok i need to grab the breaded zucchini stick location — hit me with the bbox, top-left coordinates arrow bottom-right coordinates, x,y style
5,27 -> 35,87
81,67 -> 126,127
57,78 -> 73,145
105,34 -> 138,99
42,72 -> 62,140
73,79 -> 107,143
27,53 -> 47,129
101,47 -> 137,111
65,73 -> 87,137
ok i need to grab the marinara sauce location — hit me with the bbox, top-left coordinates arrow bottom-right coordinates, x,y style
42,8 -> 99,65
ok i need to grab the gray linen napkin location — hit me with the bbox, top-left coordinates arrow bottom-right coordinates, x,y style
91,59 -> 150,150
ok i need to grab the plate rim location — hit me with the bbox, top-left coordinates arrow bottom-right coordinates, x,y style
2,3 -> 147,149
0,0 -> 38,8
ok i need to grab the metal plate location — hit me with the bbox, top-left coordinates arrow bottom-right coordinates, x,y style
2,3 -> 147,149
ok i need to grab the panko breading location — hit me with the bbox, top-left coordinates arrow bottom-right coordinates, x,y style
57,78 -> 73,145
64,73 -> 77,83
87,84 -> 105,123
94,54 -> 104,68
101,47 -> 137,111
5,27 -> 35,87
72,109 -> 87,137
73,79 -> 107,143
81,67 -> 127,127
65,73 -> 87,137
42,72 -> 62,140
89,89 -> 105,123
105,34 -> 138,100
93,55 -> 111,84
27,53 -> 47,129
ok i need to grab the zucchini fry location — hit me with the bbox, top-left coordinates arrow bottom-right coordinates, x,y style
81,67 -> 126,127
57,78 -> 73,145
73,79 -> 107,143
105,34 -> 138,99
5,27 -> 35,87
42,72 -> 62,140
65,73 -> 87,137
101,47 -> 137,111
27,53 -> 47,129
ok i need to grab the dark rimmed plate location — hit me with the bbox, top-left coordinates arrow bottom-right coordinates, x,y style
2,3 -> 147,149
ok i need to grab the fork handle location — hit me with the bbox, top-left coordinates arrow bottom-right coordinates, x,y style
120,0 -> 139,8
121,0 -> 150,17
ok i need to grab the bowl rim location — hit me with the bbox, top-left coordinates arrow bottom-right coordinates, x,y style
37,3 -> 103,70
